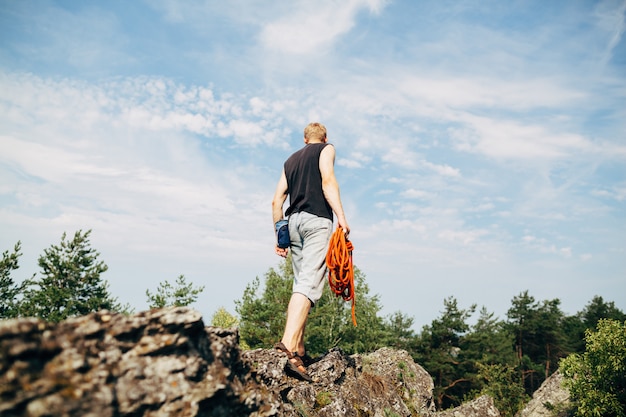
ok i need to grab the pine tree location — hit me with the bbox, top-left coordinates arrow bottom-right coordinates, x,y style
236,255 -> 398,356
20,230 -> 121,322
413,297 -> 476,409
146,274 -> 205,309
506,291 -> 569,394
0,242 -> 27,319
235,258 -> 292,349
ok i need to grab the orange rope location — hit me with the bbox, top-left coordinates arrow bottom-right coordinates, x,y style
326,228 -> 357,326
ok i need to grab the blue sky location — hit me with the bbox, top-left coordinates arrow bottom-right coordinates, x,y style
1,0 -> 624,330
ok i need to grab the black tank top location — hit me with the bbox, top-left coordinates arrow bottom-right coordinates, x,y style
284,143 -> 333,221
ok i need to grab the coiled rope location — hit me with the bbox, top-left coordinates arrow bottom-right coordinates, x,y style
325,228 -> 357,326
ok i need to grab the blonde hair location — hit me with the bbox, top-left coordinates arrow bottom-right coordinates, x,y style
304,122 -> 327,142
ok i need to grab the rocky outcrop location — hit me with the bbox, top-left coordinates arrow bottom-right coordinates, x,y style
0,307 -> 518,416
247,346 -> 436,417
0,308 -> 265,417
516,371 -> 570,417
435,395 -> 500,417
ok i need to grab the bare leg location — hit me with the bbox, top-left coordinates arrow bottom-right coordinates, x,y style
280,292 -> 311,355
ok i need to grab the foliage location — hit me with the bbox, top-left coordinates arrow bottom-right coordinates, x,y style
0,242 -> 28,319
561,319 -> 626,417
477,362 -> 529,417
210,306 -> 239,328
580,296 -> 626,328
506,291 -> 570,395
210,306 -> 249,349
461,308 -> 525,414
146,274 -> 205,309
310,268 -> 390,355
314,391 -> 333,409
561,296 -> 626,354
463,307 -> 516,366
380,310 -> 416,354
413,297 -> 477,409
236,255 -> 404,356
235,256 -> 293,350
20,230 -> 123,322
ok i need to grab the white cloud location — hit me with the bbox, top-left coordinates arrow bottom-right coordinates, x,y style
259,0 -> 388,54
249,97 -> 267,115
422,160 -> 460,177
401,188 -> 431,200
595,0 -> 626,67
521,235 -> 574,258
398,75 -> 586,111
0,72 -> 275,262
438,229 -> 488,245
451,115 -> 592,160
592,185 -> 626,201
381,145 -> 421,169
337,158 -> 362,168
1,0 -> 625,326
466,203 -> 495,213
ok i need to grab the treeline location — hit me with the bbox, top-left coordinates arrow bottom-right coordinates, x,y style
2,230 -> 625,416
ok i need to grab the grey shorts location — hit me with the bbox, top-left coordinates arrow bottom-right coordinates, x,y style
288,211 -> 332,305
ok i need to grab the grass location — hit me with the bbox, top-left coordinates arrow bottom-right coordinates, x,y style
314,391 -> 333,409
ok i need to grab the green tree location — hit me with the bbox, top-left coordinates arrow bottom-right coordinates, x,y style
20,230 -> 121,322
146,274 -> 205,309
383,310 -> 417,352
236,255 -> 395,356
477,362 -> 529,417
0,242 -> 28,319
535,299 -> 569,377
580,296 -> 626,330
414,297 -> 476,409
235,256 -> 293,350
309,268 -> 390,355
461,308 -> 524,414
304,284 -> 351,353
506,291 -> 569,394
463,307 -> 516,366
564,296 -> 626,355
507,291 -> 538,362
210,306 -> 239,328
561,313 -> 587,354
210,306 -> 250,350
561,319 -> 626,417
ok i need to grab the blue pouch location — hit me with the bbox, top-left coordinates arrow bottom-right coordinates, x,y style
275,219 -> 290,248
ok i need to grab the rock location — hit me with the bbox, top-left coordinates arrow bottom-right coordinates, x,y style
361,347 -> 435,416
0,308 -> 272,417
245,346 -> 436,417
1,307 -> 477,416
516,371 -> 570,417
434,395 -> 500,417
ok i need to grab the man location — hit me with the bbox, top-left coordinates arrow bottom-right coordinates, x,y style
272,122 -> 350,381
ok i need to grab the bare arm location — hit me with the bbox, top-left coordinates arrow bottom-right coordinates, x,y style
319,145 -> 350,235
272,169 -> 289,257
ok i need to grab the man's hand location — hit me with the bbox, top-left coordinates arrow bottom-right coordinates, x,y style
275,245 -> 289,258
339,219 -> 350,238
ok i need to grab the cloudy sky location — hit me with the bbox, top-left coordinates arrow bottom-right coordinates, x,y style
1,0 -> 624,329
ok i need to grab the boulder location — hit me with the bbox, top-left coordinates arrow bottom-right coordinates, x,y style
434,395 -> 500,417
516,371 -> 570,417
0,308 -> 272,417
246,346 -> 436,416
0,308 -> 438,417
